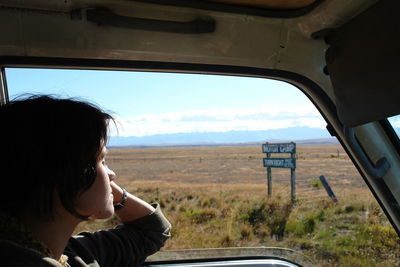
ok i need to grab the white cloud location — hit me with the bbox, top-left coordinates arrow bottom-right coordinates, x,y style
110,105 -> 325,137
294,117 -> 326,128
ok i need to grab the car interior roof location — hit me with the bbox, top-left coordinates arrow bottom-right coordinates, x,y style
205,0 -> 319,9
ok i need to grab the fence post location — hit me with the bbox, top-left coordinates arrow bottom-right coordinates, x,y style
319,175 -> 338,203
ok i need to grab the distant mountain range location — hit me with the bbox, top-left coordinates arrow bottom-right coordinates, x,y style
108,126 -> 337,147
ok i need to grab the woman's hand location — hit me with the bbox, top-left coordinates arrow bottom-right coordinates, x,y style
111,181 -> 124,204
110,181 -> 156,222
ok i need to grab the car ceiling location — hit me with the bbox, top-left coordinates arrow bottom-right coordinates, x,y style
0,0 -> 321,13
205,0 -> 318,9
1,0 -> 395,128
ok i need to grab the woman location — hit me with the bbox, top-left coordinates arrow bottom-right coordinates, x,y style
0,95 -> 171,266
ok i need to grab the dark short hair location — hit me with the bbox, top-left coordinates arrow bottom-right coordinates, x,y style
0,95 -> 114,220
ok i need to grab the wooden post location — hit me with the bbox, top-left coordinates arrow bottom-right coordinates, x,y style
290,171 -> 296,202
267,153 -> 272,196
319,175 -> 338,203
291,148 -> 296,202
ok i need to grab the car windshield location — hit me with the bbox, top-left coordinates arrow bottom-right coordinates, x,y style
5,68 -> 400,266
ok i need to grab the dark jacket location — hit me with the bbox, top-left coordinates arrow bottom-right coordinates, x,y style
0,204 -> 171,267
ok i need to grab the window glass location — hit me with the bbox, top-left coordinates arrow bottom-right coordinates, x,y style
388,115 -> 400,137
5,68 -> 399,266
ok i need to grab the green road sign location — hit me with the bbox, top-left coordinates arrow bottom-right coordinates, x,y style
263,158 -> 296,169
262,142 -> 296,153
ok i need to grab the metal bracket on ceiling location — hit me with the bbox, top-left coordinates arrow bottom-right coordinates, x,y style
85,8 -> 216,34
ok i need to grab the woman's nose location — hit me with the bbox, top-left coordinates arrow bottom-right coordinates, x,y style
107,167 -> 116,181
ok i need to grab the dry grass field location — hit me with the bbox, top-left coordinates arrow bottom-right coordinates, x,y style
76,144 -> 400,266
106,144 -> 363,191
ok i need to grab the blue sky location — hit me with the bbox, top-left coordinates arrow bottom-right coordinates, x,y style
5,68 -> 326,137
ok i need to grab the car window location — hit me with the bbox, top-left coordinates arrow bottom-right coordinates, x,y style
388,115 -> 400,138
5,68 -> 400,266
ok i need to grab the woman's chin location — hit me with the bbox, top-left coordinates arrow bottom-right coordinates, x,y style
92,207 -> 115,219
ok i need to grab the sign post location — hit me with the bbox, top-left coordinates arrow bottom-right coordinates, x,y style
267,153 -> 272,196
262,142 -> 296,202
290,151 -> 296,202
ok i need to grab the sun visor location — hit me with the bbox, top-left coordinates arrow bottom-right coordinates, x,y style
325,0 -> 400,127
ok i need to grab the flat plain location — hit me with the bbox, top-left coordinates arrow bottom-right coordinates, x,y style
106,144 -> 368,204
77,144 -> 400,266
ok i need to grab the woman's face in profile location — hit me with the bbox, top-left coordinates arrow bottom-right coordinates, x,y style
75,146 -> 116,219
